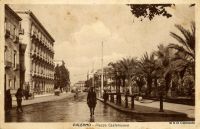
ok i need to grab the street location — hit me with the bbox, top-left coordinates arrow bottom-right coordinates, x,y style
5,93 -> 142,122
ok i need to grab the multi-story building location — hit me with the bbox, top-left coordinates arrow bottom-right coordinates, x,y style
74,81 -> 86,92
4,5 -> 26,95
15,10 -> 55,95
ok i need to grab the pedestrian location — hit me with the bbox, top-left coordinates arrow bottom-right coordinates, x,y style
5,89 -> 12,114
74,90 -> 78,99
15,88 -> 24,112
24,89 -> 29,100
103,90 -> 108,103
87,87 -> 97,117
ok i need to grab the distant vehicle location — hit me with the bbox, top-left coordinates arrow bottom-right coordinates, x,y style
71,89 -> 76,93
83,89 -> 88,92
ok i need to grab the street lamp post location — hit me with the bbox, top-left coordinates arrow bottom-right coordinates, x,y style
101,41 -> 104,98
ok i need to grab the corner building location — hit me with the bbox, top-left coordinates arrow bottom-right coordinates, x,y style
4,5 -> 27,95
16,11 -> 55,95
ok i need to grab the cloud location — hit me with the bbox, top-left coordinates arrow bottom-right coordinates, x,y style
73,21 -> 111,45
10,4 -> 195,85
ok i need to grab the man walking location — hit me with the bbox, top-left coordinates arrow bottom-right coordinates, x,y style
103,90 -> 108,103
15,88 -> 24,112
87,87 -> 97,117
5,89 -> 12,114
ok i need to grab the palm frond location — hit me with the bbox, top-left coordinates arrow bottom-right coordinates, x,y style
168,44 -> 194,59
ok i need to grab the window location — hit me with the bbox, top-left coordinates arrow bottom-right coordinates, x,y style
10,24 -> 15,37
9,79 -> 12,89
34,62 -> 36,73
14,77 -> 16,89
4,46 -> 7,61
13,51 -> 17,68
13,26 -> 16,36
4,18 -> 7,32
14,26 -> 18,37
5,19 -> 10,31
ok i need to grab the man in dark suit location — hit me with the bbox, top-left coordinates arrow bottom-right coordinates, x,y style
87,87 -> 97,117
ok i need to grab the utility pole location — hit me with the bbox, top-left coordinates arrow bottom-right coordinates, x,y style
92,62 -> 95,88
101,41 -> 104,97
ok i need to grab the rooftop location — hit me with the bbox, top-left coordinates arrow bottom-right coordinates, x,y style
5,4 -> 22,21
15,10 -> 55,42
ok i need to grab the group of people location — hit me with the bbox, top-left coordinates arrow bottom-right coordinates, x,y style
5,88 -> 24,114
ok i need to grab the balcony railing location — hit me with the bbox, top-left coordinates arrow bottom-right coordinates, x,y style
5,29 -> 10,39
13,36 -> 19,43
13,64 -> 20,71
5,60 -> 12,69
19,28 -> 24,35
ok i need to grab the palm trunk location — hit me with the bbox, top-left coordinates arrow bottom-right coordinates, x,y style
165,74 -> 172,97
147,77 -> 152,96
154,78 -> 158,97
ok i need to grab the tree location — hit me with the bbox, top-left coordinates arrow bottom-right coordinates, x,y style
108,62 -> 121,93
138,52 -> 157,96
128,4 -> 173,20
128,4 -> 194,21
54,63 -> 70,92
117,57 -> 137,92
168,22 -> 195,78
154,44 -> 173,96
131,65 -> 146,95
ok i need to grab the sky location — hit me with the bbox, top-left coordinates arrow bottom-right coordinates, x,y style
10,4 -> 195,85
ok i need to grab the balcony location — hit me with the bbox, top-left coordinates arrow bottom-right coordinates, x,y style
5,29 -> 10,39
19,28 -> 24,35
30,50 -> 37,57
31,71 -> 35,76
13,64 -> 20,71
13,36 -> 19,43
31,31 -> 37,38
5,60 -> 12,69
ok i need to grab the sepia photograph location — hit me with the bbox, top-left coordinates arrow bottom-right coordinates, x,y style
2,2 -> 196,124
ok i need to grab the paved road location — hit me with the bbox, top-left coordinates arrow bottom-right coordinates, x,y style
6,93 -> 194,122
5,93 -> 143,122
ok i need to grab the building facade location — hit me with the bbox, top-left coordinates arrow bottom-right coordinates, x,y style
74,81 -> 86,92
4,5 -> 26,95
16,10 -> 55,95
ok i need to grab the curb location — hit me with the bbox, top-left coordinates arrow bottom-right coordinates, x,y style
97,98 -> 188,117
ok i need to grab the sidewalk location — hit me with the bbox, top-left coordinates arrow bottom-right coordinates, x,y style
132,98 -> 194,119
97,97 -> 194,120
12,92 -> 77,107
125,96 -> 195,119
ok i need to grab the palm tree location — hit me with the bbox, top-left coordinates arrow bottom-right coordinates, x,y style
154,44 -> 173,96
117,57 -> 137,93
108,62 -> 121,93
131,64 -> 146,95
168,22 -> 195,77
137,52 -> 157,96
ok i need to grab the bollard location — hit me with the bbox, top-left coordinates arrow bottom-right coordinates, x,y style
116,94 -> 118,105
131,95 -> 134,109
111,94 -> 114,103
125,94 -> 128,108
159,94 -> 164,112
119,94 -> 121,105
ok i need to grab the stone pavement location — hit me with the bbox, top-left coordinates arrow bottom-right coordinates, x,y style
12,92 -> 78,107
